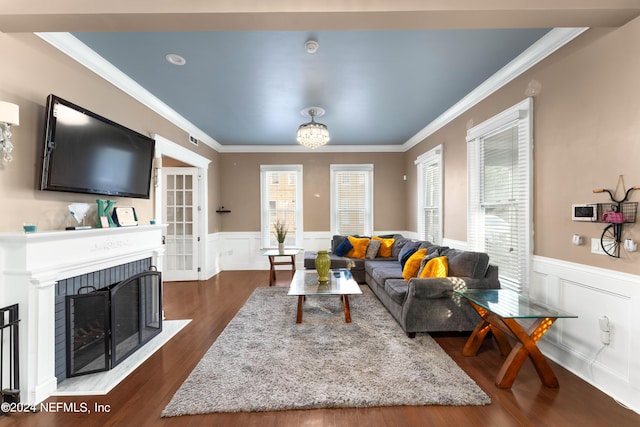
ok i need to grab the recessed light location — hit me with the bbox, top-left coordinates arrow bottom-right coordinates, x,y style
165,53 -> 186,66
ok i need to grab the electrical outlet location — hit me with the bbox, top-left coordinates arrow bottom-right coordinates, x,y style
598,316 -> 611,345
591,238 -> 610,255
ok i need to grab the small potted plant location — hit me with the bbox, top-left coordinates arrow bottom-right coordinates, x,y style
274,220 -> 287,253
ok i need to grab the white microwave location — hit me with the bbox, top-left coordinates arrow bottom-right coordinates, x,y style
572,204 -> 597,221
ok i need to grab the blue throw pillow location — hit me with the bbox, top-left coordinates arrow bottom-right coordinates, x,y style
397,241 -> 420,263
400,247 -> 418,269
334,237 -> 353,257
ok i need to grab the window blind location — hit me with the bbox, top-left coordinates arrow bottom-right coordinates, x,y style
467,99 -> 532,293
330,165 -> 373,236
416,145 -> 442,244
260,165 -> 303,248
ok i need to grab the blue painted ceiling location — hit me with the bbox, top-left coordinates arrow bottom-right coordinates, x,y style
72,29 -> 549,147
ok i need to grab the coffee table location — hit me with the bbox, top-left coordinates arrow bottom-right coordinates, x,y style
457,289 -> 577,388
288,269 -> 362,323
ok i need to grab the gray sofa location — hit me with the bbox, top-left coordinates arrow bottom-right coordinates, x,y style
304,234 -> 500,337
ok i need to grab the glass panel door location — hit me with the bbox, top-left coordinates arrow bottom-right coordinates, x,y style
162,167 -> 199,281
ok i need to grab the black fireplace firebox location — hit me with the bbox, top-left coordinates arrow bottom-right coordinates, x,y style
65,269 -> 162,377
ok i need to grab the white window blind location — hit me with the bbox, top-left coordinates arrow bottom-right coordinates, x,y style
330,164 -> 373,236
416,145 -> 443,244
467,98 -> 532,293
260,165 -> 303,249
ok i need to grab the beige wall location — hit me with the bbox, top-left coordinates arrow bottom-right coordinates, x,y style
4,17 -> 640,276
406,20 -> 640,274
218,152 -> 406,232
0,33 -> 219,232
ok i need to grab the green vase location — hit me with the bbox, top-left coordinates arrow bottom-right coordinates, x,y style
315,250 -> 331,283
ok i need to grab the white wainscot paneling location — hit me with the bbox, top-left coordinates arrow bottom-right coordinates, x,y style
216,232 -> 264,271
206,233 -> 221,279
532,256 -> 640,414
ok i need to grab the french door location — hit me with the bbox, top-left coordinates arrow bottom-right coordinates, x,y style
161,167 -> 200,281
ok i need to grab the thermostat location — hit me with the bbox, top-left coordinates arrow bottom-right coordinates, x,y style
572,204 -> 597,221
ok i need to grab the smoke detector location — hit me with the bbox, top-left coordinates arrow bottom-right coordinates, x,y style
305,40 -> 319,54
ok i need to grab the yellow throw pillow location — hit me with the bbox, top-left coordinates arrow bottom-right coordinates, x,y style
419,256 -> 449,278
372,236 -> 395,258
346,236 -> 370,259
402,248 -> 428,280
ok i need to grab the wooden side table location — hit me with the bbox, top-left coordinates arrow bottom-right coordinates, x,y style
262,249 -> 300,286
457,289 -> 577,389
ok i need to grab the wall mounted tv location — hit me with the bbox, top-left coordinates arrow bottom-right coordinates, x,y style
40,94 -> 155,199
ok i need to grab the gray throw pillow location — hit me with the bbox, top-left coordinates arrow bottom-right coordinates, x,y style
366,239 -> 381,259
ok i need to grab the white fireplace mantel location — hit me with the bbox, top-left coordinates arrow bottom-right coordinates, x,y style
0,225 -> 165,404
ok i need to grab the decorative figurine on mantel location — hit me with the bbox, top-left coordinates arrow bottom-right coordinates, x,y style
67,203 -> 91,230
96,199 -> 117,228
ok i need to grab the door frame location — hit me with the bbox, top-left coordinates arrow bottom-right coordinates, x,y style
152,134 -> 210,281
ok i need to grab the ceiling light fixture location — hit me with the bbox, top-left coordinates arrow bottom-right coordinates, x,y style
165,53 -> 186,66
297,107 -> 330,149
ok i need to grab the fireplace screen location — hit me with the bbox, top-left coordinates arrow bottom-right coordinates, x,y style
66,270 -> 162,377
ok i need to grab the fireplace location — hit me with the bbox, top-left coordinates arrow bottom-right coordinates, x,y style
0,225 -> 166,404
66,270 -> 162,377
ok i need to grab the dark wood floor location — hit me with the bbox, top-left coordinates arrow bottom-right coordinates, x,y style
6,270 -> 640,426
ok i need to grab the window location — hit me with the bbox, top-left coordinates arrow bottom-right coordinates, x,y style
330,164 -> 373,236
260,165 -> 303,249
467,98 -> 532,293
416,145 -> 443,244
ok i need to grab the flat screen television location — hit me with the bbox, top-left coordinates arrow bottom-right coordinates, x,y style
40,94 -> 155,199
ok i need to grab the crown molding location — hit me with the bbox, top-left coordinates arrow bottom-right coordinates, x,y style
216,144 -> 405,153
402,27 -> 588,151
35,32 -> 222,151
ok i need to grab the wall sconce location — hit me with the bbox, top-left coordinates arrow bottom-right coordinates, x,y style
0,101 -> 20,163
153,156 -> 162,188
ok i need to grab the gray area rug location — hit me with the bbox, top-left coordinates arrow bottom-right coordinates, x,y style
162,286 -> 490,416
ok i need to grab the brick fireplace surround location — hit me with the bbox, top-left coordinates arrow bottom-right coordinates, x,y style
0,225 -> 165,404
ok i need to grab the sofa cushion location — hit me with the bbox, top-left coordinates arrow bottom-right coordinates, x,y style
391,235 -> 411,258
370,264 -> 403,284
402,248 -> 428,280
346,236 -> 370,259
440,249 -> 489,278
334,237 -> 353,257
398,241 -> 420,266
419,256 -> 449,278
384,279 -> 409,305
331,235 -> 347,252
366,239 -> 382,259
372,236 -> 395,257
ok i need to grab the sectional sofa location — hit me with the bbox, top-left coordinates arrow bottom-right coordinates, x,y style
304,234 -> 501,337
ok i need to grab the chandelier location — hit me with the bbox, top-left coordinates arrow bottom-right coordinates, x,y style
296,107 -> 330,149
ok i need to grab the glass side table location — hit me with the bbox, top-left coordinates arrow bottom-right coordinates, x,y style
456,289 -> 577,389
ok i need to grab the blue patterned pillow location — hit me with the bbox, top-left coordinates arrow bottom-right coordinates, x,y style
334,237 -> 354,257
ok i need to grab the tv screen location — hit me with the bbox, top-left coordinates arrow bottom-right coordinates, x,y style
40,94 -> 155,199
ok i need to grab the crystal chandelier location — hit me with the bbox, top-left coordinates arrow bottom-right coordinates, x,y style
296,107 -> 330,149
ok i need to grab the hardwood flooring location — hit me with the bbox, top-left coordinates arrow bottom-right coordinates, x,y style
5,271 -> 640,426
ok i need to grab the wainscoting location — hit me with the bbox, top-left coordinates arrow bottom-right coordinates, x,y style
205,232 -> 640,414
532,256 -> 640,414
